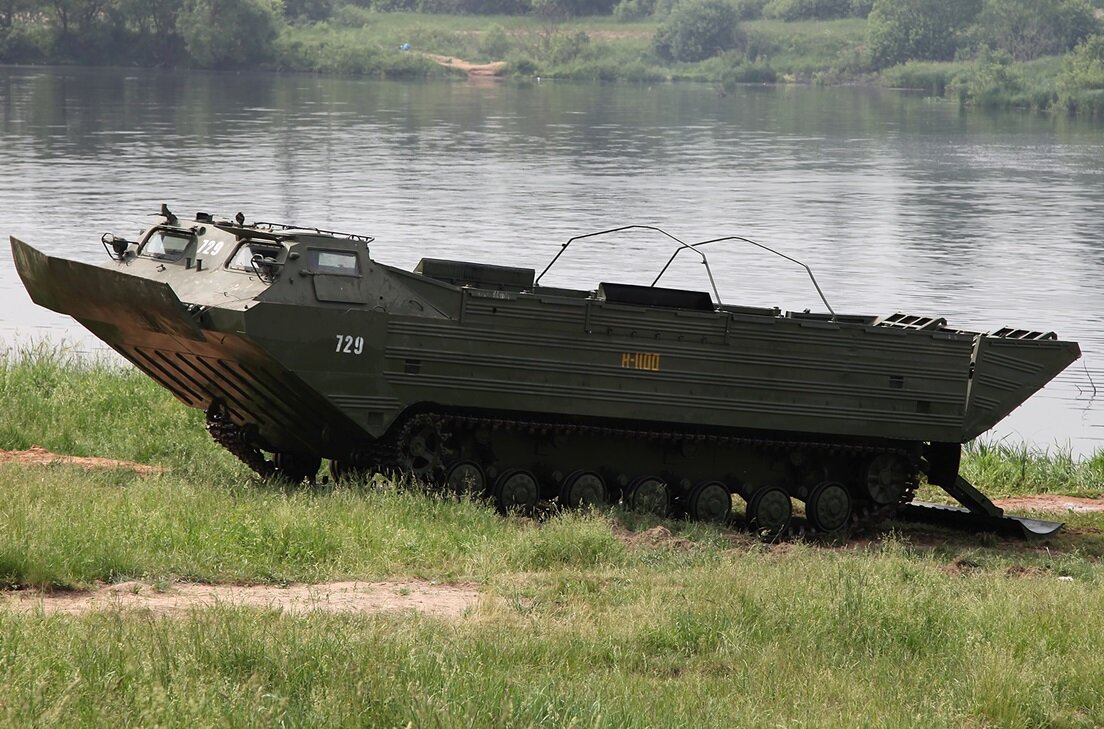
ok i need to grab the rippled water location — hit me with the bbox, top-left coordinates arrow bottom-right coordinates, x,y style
2,67 -> 1102,453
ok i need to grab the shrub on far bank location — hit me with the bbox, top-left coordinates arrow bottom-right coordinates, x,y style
178,0 -> 281,69
653,0 -> 744,62
613,0 -> 656,20
284,0 -> 336,22
947,49 -> 1025,107
970,0 -> 1098,61
721,57 -> 777,84
762,0 -> 854,20
880,59 -> 966,94
866,0 -> 982,68
1059,34 -> 1104,112
1062,33 -> 1104,89
0,25 -> 46,63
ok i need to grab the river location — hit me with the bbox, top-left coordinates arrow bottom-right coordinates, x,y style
1,66 -> 1102,453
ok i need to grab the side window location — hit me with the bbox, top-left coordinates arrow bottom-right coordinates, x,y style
140,229 -> 193,261
309,249 -> 359,276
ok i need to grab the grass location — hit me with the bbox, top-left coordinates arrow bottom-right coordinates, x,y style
961,440 -> 1104,498
743,16 -> 867,80
2,557 -> 1104,726
265,12 -> 1104,118
0,343 -> 225,477
0,466 -> 639,588
3,535 -> 1104,725
268,12 -> 870,82
3,344 -> 1104,725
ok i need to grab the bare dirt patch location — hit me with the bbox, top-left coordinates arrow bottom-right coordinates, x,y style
616,524 -> 696,550
1005,564 -> 1048,579
995,495 -> 1104,514
2,580 -> 480,618
586,30 -> 651,40
943,556 -> 983,577
419,52 -> 506,77
0,445 -> 164,475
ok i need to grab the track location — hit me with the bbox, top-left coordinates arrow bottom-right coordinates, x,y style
208,405 -> 920,539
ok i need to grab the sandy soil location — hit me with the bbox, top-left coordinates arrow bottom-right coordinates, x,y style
585,30 -> 651,40
614,524 -> 697,550
994,495 -> 1104,514
0,445 -> 164,475
2,580 -> 481,618
418,53 -> 507,77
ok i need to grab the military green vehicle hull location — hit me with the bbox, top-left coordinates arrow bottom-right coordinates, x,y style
10,210 -> 1082,537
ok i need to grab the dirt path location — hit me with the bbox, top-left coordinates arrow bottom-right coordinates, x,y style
0,445 -> 164,475
994,494 -> 1104,514
2,580 -> 481,618
418,52 -> 506,77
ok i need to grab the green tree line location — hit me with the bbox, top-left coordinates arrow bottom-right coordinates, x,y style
0,0 -> 1102,102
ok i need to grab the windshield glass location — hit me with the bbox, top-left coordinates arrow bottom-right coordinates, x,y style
226,241 -> 280,270
228,241 -> 282,272
141,230 -> 192,260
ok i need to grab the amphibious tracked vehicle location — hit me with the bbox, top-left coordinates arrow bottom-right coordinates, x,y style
11,207 -> 1082,537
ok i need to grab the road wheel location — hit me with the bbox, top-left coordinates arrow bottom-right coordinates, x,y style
494,468 -> 539,513
560,470 -> 607,509
746,486 -> 792,539
626,476 -> 670,517
688,480 -> 731,524
807,481 -> 852,533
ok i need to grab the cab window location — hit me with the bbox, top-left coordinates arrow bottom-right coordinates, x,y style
309,249 -> 359,276
140,229 -> 192,260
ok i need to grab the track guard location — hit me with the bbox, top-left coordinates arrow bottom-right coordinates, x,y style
906,446 -> 1064,537
899,502 -> 1063,537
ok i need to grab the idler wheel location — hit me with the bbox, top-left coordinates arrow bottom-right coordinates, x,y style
746,486 -> 792,538
560,470 -> 607,509
399,420 -> 448,482
446,460 -> 487,496
273,452 -> 321,483
864,453 -> 909,505
626,476 -> 670,517
806,481 -> 852,533
688,480 -> 731,524
494,468 -> 539,513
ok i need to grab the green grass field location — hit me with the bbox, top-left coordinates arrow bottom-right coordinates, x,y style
2,346 -> 1104,726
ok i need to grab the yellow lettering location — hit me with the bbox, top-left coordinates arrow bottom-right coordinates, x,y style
621,352 -> 661,371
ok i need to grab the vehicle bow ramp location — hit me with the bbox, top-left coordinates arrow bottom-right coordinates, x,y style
11,236 -> 204,342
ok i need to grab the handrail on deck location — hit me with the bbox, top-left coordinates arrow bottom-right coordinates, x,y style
536,225 -> 836,319
535,225 -> 723,304
652,235 -> 836,321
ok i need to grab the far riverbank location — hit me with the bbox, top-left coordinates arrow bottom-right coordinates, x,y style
3,12 -> 1104,116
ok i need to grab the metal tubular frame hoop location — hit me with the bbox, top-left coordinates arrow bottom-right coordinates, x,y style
253,221 -> 375,244
534,225 -> 724,305
651,235 -> 837,321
